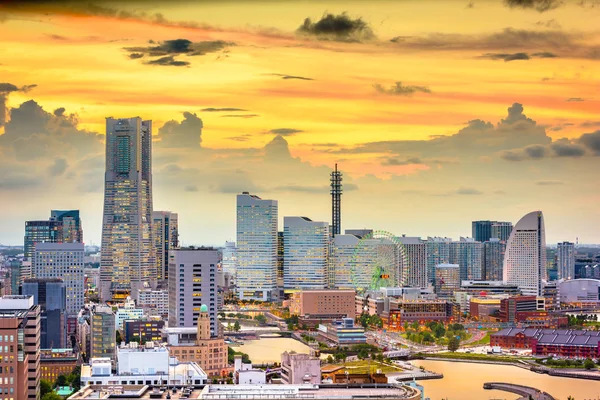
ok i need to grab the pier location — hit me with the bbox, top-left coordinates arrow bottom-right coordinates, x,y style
483,382 -> 556,400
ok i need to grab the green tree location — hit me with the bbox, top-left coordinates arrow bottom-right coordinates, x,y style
233,321 -> 241,332
55,375 -> 68,387
432,324 -> 446,339
40,379 -> 52,396
448,336 -> 460,352
254,314 -> 267,324
42,393 -> 63,400
411,321 -> 420,330
369,315 -> 383,328
584,358 -> 595,370
326,355 -> 334,364
115,330 -> 122,346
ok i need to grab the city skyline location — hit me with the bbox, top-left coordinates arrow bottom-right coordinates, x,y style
1,0 -> 600,246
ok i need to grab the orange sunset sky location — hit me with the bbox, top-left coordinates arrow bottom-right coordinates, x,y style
0,0 -> 599,245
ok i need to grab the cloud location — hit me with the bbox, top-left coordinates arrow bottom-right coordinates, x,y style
201,107 -> 248,112
53,107 -> 66,117
129,53 -> 144,59
48,158 -> 69,176
532,51 -> 557,58
297,12 -> 375,42
579,130 -> 600,154
268,128 -> 303,136
373,82 -> 432,96
504,0 -> 563,12
456,187 -> 483,195
381,157 -> 423,166
184,185 -> 198,192
271,185 -> 329,193
566,97 -> 585,102
0,83 -> 38,126
480,52 -> 530,61
124,39 -> 234,66
220,114 -> 259,118
536,19 -> 562,29
155,112 -> 203,148
264,135 -> 292,161
502,134 -> 591,161
550,140 -> 586,157
145,56 -> 190,67
267,73 -> 314,81
537,180 -> 563,185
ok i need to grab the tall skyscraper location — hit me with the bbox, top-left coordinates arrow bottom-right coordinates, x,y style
426,237 -> 451,285
236,192 -> 278,301
33,242 -> 84,316
283,217 -> 329,291
329,234 -> 360,289
483,238 -> 506,281
100,117 -> 155,302
397,236 -> 428,288
503,211 -> 547,296
152,211 -> 179,281
24,219 -> 62,260
22,278 -> 67,349
330,164 -> 343,237
491,221 -> 513,241
557,241 -> 575,280
50,210 -> 83,243
450,237 -> 483,281
168,248 -> 219,336
222,241 -> 237,278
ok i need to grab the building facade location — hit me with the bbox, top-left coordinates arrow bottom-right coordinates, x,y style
491,222 -> 513,242
283,217 -> 329,291
289,290 -> 355,320
24,219 -> 62,260
100,117 -> 155,302
450,237 -> 482,281
434,264 -> 460,299
557,241 -> 575,281
90,305 -> 116,362
33,242 -> 84,316
503,211 -> 547,296
281,352 -> 321,384
40,348 -> 80,383
329,234 -> 360,289
483,238 -> 506,281
425,237 -> 451,285
558,278 -> 600,305
152,210 -> 178,281
138,289 -> 169,317
22,279 -> 67,349
222,241 -> 237,278
397,236 -> 428,288
115,296 -> 144,330
236,193 -> 278,301
50,210 -> 83,244
168,248 -> 219,336
123,319 -> 165,344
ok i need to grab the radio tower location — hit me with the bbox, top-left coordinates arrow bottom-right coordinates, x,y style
330,164 -> 343,237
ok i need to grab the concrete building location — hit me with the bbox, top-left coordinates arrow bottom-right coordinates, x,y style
558,278 -> 600,305
289,289 -> 355,320
460,280 -> 521,296
434,264 -> 460,299
138,288 -> 169,317
236,192 -> 278,301
22,278 -> 67,349
234,356 -> 266,384
283,217 -> 329,291
123,319 -> 164,344
499,296 -> 545,324
24,219 -> 62,260
39,348 -> 80,383
397,236 -> 428,288
50,210 -> 83,244
90,305 -> 116,362
329,234 -> 360,289
222,241 -> 237,278
281,352 -> 321,384
450,237 -> 483,281
0,295 -> 41,400
100,117 -> 156,302
491,222 -> 513,241
33,242 -> 84,316
317,318 -> 366,346
382,299 -> 455,330
469,296 -> 504,321
483,238 -> 505,281
152,210 -> 178,281
168,248 -> 219,336
557,241 -> 575,281
165,305 -> 228,377
115,296 -> 144,330
425,237 -> 451,285
472,220 -> 512,242
504,211 -> 547,296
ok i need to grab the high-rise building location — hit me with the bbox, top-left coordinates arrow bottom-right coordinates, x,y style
222,241 -> 237,278
483,238 -> 506,281
100,117 -> 155,302
168,248 -> 219,336
24,219 -> 62,260
236,192 -> 278,301
22,278 -> 67,349
426,237 -> 451,284
50,210 -> 83,244
33,242 -> 84,316
330,164 -> 343,237
472,220 -> 494,243
450,237 -> 483,281
503,211 -> 547,296
277,232 -> 284,285
0,295 -> 41,400
283,217 -> 329,291
397,236 -> 428,288
434,264 -> 460,299
329,234 -> 360,289
557,241 -> 575,281
491,222 -> 513,241
90,305 -> 116,362
152,211 -> 179,281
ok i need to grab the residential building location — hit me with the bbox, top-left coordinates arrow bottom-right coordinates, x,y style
491,222 -> 513,241
90,305 -> 116,362
115,296 -> 144,330
24,219 -> 62,260
425,237 -> 451,285
472,220 -> 494,243
152,211 -> 178,281
328,234 -> 360,289
39,348 -> 80,383
236,192 -> 278,301
50,210 -> 83,244
138,289 -> 168,317
100,117 -> 155,303
483,238 -> 505,281
0,295 -> 41,400
168,248 -> 219,336
123,319 -> 165,344
283,217 -> 329,291
33,242 -> 84,316
434,264 -> 460,299
317,318 -> 366,346
558,278 -> 600,305
289,290 -> 355,323
281,352 -> 321,384
165,305 -> 228,377
397,236 -> 428,288
22,278 -> 67,349
450,237 -> 483,281
503,211 -> 547,296
557,241 -> 575,281
222,241 -> 237,278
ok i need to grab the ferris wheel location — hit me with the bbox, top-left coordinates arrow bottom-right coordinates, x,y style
350,230 -> 407,293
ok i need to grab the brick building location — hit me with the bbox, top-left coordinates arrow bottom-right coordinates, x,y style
40,348 -> 80,383
491,328 -> 600,358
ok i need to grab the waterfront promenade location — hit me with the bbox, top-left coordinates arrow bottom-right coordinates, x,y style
483,382 -> 556,400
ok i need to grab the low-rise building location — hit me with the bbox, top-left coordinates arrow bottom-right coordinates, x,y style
281,352 -> 321,384
558,278 -> 600,307
384,299 -> 455,330
234,356 -> 266,385
290,289 -> 355,324
123,318 -> 165,344
137,289 -> 169,317
460,280 -> 521,296
115,296 -> 144,330
317,318 -> 366,346
40,348 -> 80,383
499,296 -> 545,323
491,328 -> 600,358
469,296 -> 506,321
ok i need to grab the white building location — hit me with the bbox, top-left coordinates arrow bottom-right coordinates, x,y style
559,278 -> 600,304
138,289 -> 169,317
234,356 -> 266,385
115,296 -> 144,330
397,236 -> 428,288
283,217 -> 329,291
557,241 -> 575,281
503,211 -> 547,296
236,193 -> 278,301
33,242 -> 84,315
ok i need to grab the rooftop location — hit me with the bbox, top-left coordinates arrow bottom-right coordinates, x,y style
199,384 -> 420,399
